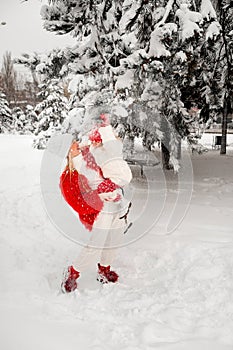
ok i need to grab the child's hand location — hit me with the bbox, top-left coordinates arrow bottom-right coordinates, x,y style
98,190 -> 121,202
69,141 -> 80,158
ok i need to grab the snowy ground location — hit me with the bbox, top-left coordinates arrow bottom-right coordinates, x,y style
0,134 -> 233,350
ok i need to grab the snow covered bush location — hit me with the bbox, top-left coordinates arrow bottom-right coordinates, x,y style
33,79 -> 68,149
12,107 -> 27,134
24,105 -> 39,134
0,92 -> 13,133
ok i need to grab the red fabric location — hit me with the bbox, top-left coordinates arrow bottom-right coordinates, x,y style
60,167 -> 103,231
97,178 -> 119,194
98,263 -> 111,274
97,263 -> 119,283
100,114 -> 110,126
88,116 -> 109,142
89,128 -> 102,143
62,265 -> 80,293
81,146 -> 103,176
69,265 -> 80,279
113,193 -> 122,202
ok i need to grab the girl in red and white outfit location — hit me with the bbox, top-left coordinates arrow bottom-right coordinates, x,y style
60,115 -> 132,293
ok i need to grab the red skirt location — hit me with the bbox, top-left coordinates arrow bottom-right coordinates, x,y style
60,167 -> 103,231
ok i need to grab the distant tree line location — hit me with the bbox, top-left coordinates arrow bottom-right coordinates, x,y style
0,51 -> 40,109
0,50 -> 69,144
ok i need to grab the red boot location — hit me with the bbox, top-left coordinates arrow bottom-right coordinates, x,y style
61,265 -> 80,293
97,263 -> 119,284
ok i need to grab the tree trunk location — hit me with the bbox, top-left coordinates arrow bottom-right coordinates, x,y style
161,142 -> 171,169
176,136 -> 182,160
220,98 -> 228,154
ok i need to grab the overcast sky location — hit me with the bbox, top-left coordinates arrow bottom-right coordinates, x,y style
0,0 -> 75,66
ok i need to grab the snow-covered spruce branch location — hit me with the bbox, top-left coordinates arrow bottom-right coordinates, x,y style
154,0 -> 175,30
93,39 -> 117,75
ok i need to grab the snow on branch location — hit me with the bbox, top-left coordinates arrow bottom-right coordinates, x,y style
200,0 -> 217,21
115,70 -> 135,90
206,21 -> 221,40
119,2 -> 142,32
148,23 -> 177,58
154,0 -> 175,30
176,4 -> 202,41
120,49 -> 148,67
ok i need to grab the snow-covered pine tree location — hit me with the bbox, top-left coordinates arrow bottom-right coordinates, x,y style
0,92 -> 13,133
40,0 -> 129,135
35,49 -> 69,79
33,78 -> 68,149
24,105 -> 38,134
17,50 -> 71,146
212,0 -> 233,154
114,0 -> 220,168
12,107 -> 27,134
180,0 -> 233,154
179,1 -> 221,131
40,0 -> 221,169
11,105 -> 37,135
159,0 -> 222,158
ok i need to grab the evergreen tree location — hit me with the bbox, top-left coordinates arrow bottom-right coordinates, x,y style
0,92 -> 13,133
11,106 -> 37,135
33,78 -> 68,149
40,0 -> 127,131
17,51 -> 71,146
116,0 -> 220,168
12,107 -> 26,134
40,0 -> 221,168
214,0 -> 233,154
24,105 -> 38,133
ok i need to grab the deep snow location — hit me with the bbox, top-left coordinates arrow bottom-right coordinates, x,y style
0,134 -> 233,350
